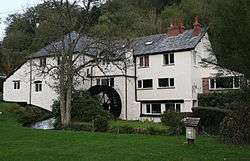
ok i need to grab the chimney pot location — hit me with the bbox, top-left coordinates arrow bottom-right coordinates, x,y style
167,21 -> 185,37
192,16 -> 202,36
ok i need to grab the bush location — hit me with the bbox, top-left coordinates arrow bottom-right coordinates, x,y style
161,112 -> 186,135
69,122 -> 93,131
109,120 -> 169,135
110,124 -> 135,134
93,115 -> 110,132
52,91 -> 112,128
8,105 -> 52,126
198,89 -> 250,109
192,107 -> 231,134
220,107 -> 250,145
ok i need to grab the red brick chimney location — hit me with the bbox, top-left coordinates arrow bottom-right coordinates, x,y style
179,21 -> 185,34
192,16 -> 202,36
167,21 -> 185,37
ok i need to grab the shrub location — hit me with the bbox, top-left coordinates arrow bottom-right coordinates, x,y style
93,115 -> 110,132
198,89 -> 250,109
114,124 -> 134,134
109,120 -> 169,135
8,105 -> 52,126
52,91 -> 112,128
69,122 -> 93,131
220,107 -> 250,145
161,112 -> 186,135
192,107 -> 231,134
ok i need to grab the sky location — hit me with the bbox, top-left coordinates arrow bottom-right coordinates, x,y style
0,0 -> 42,40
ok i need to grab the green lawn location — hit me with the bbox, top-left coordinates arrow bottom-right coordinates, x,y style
0,102 -> 249,161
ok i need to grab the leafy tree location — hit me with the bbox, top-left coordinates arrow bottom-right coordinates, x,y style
208,0 -> 250,79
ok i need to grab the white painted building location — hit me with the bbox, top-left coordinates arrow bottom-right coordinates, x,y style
3,21 -> 241,122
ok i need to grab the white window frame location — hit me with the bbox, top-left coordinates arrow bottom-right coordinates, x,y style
209,77 -> 240,90
163,53 -> 175,65
137,79 -> 153,89
158,78 -> 175,88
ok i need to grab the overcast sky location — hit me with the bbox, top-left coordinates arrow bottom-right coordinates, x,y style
0,0 -> 43,40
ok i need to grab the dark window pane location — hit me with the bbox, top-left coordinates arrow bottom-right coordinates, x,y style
164,54 -> 169,65
176,104 -> 181,112
57,57 -> 61,65
152,104 -> 161,114
170,78 -> 174,87
146,104 -> 151,113
138,80 -> 142,88
110,78 -> 114,87
13,81 -> 20,89
143,79 -> 153,88
144,56 -> 149,67
101,79 -> 109,86
216,77 -> 233,89
166,104 -> 175,112
210,79 -> 215,89
159,78 -> 169,87
96,79 -> 100,85
139,57 -> 144,67
234,77 -> 240,88
170,53 -> 174,64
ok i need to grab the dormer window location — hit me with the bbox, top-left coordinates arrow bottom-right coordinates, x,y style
39,57 -> 46,67
163,53 -> 174,65
139,55 -> 149,67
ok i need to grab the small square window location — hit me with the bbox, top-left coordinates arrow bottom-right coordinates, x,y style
13,81 -> 20,89
164,53 -> 174,65
159,78 -> 169,87
101,79 -> 109,86
40,57 -> 46,67
143,79 -> 153,88
34,81 -> 42,92
139,56 -> 149,67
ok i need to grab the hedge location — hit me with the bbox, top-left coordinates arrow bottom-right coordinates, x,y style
220,107 -> 250,145
192,106 -> 231,134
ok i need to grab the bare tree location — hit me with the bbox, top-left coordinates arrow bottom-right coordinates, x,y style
33,0 -> 131,127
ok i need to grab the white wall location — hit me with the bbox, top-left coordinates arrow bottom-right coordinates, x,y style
3,62 -> 31,103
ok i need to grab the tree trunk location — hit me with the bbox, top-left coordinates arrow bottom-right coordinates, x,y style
60,90 -> 66,127
65,85 -> 72,126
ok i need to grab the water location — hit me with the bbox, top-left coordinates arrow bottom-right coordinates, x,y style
31,118 -> 56,130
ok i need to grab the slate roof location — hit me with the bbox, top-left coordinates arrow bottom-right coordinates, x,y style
132,29 -> 206,56
31,33 -> 128,58
31,29 -> 206,58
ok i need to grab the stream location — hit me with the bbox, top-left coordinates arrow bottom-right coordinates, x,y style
31,118 -> 56,130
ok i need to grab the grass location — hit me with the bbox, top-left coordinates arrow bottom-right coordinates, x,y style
0,102 -> 250,161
